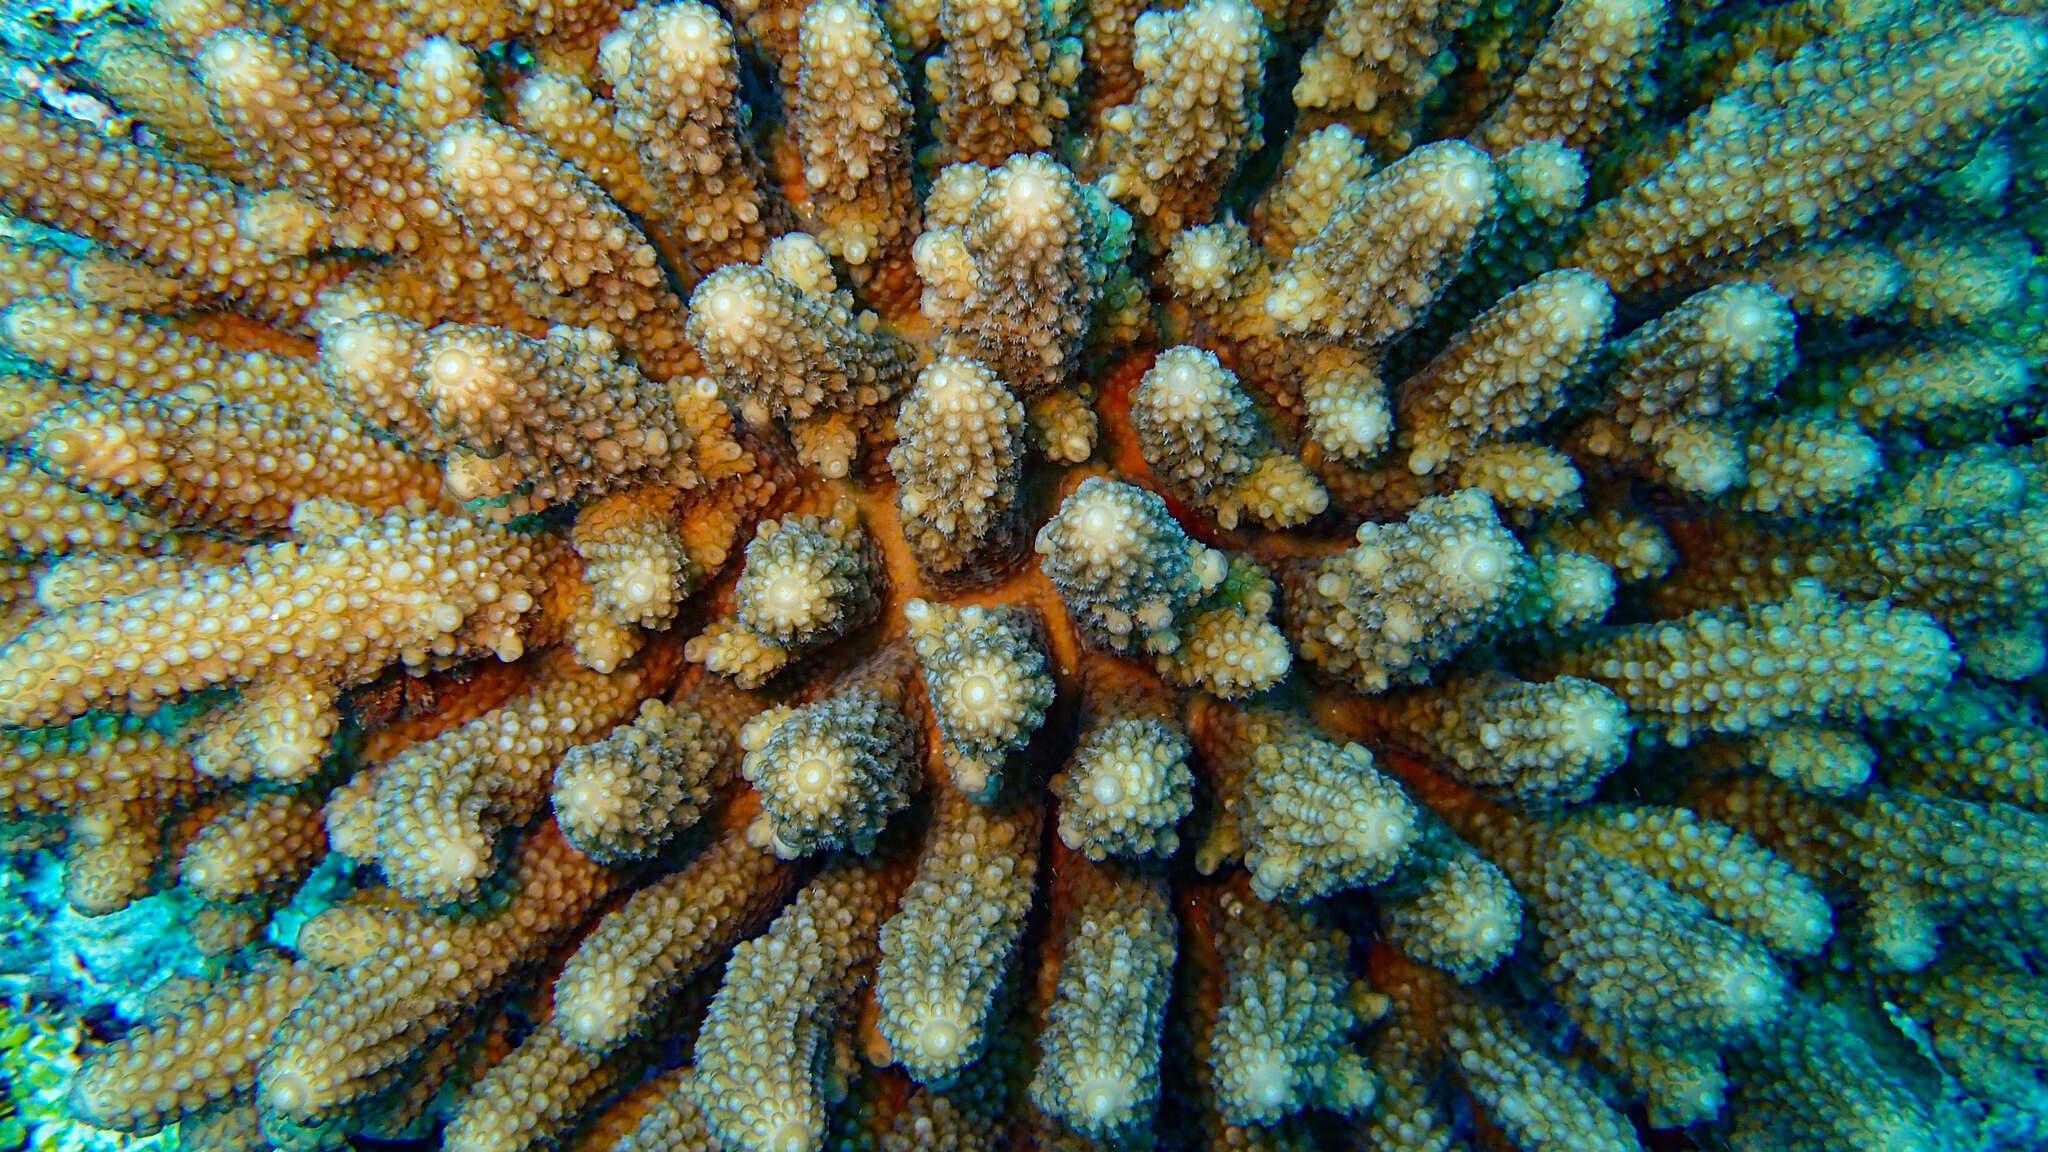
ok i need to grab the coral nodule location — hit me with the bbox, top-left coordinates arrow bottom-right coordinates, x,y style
0,1 -> 2044,1151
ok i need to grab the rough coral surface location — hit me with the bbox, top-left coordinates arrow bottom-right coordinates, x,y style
3,3 -> 2045,1152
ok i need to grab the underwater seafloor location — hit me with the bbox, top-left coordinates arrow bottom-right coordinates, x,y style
0,0 -> 2046,1150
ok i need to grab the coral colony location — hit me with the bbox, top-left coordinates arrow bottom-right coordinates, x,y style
0,0 -> 2042,1150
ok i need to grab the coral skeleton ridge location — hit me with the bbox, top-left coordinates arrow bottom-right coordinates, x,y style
0,1 -> 2042,1151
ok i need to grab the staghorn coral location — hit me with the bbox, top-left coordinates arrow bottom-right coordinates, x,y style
792,0 -> 918,282
1194,700 -> 1419,903
688,234 -> 914,479
1048,657 -> 1194,860
1028,852 -> 1175,1139
736,648 -> 919,859
685,501 -> 881,688
1196,886 -> 1379,1125
904,598 -> 1053,799
604,1 -> 777,272
2,3 -> 2043,1152
371,645 -> 680,905
873,787 -> 1039,1084
551,686 -> 751,864
1093,0 -> 1267,243
887,355 -> 1026,577
915,152 -> 1128,406
1283,487 -> 1528,691
1130,345 -> 1329,530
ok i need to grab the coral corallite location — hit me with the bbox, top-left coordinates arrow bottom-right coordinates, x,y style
2,1 -> 2048,1151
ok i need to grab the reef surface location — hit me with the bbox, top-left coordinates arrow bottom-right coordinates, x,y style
0,0 -> 2044,1150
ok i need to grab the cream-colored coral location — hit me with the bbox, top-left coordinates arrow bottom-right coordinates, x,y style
1204,706 -> 1418,902
1130,345 -> 1327,529
1096,0 -> 1266,241
261,823 -> 617,1129
605,1 -> 775,270
1455,803 -> 1787,1042
1252,124 -> 1374,259
0,715 -> 204,817
689,504 -> 881,688
31,387 -> 441,536
1471,0 -> 1663,157
1691,774 -> 2048,972
1570,282 -> 1796,498
1879,679 -> 2048,811
64,796 -> 166,915
1720,990 -> 1953,1152
197,28 -> 446,256
1893,224 -> 2031,328
1551,580 -> 1958,743
1206,890 -> 1376,1124
552,810 -> 789,1051
1573,1002 -> 1728,1130
178,788 -> 327,903
926,0 -> 1080,163
1375,810 -> 1522,982
1565,804 -> 1833,958
1302,345 -> 1394,463
916,154 -> 1123,398
1568,15 -> 2047,296
1781,338 -> 2032,432
1718,722 -> 1878,797
1049,669 -> 1193,860
0,501 -> 543,786
1735,414 -> 1883,516
1489,543 -> 1614,638
373,647 -> 671,904
792,0 -> 917,274
1724,239 -> 1904,320
687,239 -> 914,477
1034,477 -> 1225,656
874,791 -> 1038,1083
395,38 -> 484,132
692,860 -> 895,1152
571,488 -> 698,632
0,93 -> 326,317
509,71 -> 659,220
616,1069 -> 720,1152
1162,568 -> 1293,697
551,697 -> 735,864
316,312 -> 447,455
1029,859 -> 1175,1138
413,321 -> 734,519
442,1017 -> 638,1152
72,24 -> 250,184
1879,946 -> 2048,1107
17,3 -> 2048,1150
0,455 -> 172,559
887,356 -> 1026,577
906,600 -> 1052,799
1442,993 -> 1642,1152
1264,141 -> 1496,344
1377,669 -> 1631,805
1292,0 -> 1480,152
71,960 -> 323,1134
1285,487 -> 1525,691
1535,506 -> 1675,585
1397,269 -> 1612,476
429,117 -> 693,379
2,296 -> 324,404
737,654 -> 920,859
1422,140 -> 1588,340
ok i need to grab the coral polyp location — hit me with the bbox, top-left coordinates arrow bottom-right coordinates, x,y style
0,1 -> 2044,1151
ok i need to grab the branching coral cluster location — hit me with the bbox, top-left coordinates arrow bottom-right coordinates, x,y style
0,1 -> 2043,1151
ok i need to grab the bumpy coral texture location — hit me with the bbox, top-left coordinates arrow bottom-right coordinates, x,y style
2,3 -> 2046,1152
